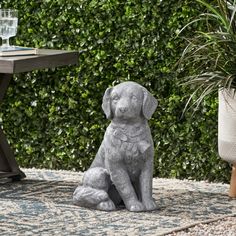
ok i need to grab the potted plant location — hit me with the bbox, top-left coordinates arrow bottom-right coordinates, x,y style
178,0 -> 236,197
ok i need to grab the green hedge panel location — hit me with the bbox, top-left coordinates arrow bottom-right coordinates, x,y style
1,0 -> 230,182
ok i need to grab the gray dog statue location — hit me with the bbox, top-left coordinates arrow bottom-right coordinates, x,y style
73,81 -> 157,212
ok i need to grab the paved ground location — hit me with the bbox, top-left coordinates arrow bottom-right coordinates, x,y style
168,216 -> 236,236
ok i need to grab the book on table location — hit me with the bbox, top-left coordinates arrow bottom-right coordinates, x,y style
0,46 -> 38,56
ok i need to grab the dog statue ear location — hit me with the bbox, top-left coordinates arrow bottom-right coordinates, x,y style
102,87 -> 113,119
142,88 -> 158,120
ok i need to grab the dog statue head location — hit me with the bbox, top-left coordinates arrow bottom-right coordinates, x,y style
102,81 -> 157,121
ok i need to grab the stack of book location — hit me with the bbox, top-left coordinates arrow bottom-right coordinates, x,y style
0,46 -> 38,56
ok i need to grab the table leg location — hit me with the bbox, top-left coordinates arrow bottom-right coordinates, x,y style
229,164 -> 236,198
0,73 -> 25,180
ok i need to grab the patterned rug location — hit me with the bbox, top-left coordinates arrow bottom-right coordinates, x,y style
0,168 -> 235,236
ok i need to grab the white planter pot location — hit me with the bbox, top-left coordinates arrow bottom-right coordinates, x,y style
218,89 -> 236,164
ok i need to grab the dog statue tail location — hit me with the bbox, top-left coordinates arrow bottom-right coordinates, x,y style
73,167 -> 116,211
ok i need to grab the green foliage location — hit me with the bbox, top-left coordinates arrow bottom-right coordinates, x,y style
178,0 -> 236,110
0,0 -> 230,182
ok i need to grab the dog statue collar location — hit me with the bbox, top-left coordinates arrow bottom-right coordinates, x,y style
109,123 -> 147,142
107,124 -> 151,154
107,127 -> 151,156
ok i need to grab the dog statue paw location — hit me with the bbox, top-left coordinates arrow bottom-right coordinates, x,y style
73,81 -> 158,212
126,200 -> 145,212
143,198 -> 158,211
97,199 -> 116,211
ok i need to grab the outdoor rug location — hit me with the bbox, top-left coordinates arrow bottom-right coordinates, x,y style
0,168 -> 236,236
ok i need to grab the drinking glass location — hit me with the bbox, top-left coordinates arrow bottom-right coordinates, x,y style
0,9 -> 18,49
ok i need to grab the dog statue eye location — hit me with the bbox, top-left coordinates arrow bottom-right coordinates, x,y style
111,94 -> 120,101
131,95 -> 138,102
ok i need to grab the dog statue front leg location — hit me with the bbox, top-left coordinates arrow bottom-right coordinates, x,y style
139,154 -> 157,211
108,160 -> 144,212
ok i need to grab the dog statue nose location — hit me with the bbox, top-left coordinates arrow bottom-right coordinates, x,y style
119,107 -> 128,113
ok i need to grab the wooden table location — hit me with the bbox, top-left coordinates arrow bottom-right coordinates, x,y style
0,49 -> 79,180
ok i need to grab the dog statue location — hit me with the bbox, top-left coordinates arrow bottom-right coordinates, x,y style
73,81 -> 157,212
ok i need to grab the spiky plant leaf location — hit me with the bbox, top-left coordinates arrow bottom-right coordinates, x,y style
178,0 -> 236,110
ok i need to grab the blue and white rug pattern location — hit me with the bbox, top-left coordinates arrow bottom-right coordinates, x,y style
0,168 -> 235,235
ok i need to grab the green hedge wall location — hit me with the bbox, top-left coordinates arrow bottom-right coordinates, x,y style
1,0 -> 230,182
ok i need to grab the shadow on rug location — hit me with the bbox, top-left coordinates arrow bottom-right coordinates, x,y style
0,168 -> 235,236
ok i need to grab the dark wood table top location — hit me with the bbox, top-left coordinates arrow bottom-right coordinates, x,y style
0,49 -> 79,74
0,49 -> 79,180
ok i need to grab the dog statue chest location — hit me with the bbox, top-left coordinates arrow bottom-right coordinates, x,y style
104,123 -> 151,162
